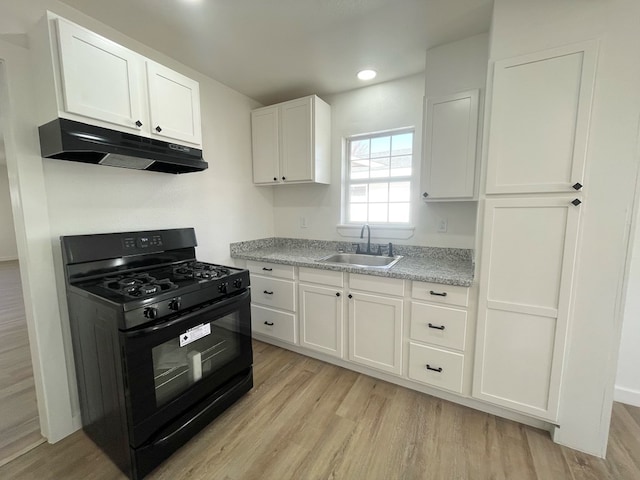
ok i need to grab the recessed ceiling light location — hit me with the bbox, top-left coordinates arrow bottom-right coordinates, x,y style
357,69 -> 377,81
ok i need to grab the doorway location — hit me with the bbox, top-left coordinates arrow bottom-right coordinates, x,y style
0,76 -> 43,467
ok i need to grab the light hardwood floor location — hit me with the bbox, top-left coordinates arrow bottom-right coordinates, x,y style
1,340 -> 638,479
0,260 -> 43,467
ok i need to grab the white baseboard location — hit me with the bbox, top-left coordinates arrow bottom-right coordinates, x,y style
0,256 -> 18,262
614,385 -> 640,407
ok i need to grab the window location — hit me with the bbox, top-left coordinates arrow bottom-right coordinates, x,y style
345,129 -> 413,224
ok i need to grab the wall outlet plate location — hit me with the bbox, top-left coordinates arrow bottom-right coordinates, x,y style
437,218 -> 448,233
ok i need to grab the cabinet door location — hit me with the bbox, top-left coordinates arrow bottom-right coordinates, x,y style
251,106 -> 280,184
473,197 -> 581,421
348,292 -> 403,375
146,61 -> 202,146
422,90 -> 479,200
280,97 -> 313,182
56,18 -> 143,132
299,284 -> 344,358
485,42 -> 597,194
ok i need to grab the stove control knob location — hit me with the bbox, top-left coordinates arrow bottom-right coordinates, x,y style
233,278 -> 243,289
218,282 -> 228,294
144,307 -> 158,320
168,299 -> 181,311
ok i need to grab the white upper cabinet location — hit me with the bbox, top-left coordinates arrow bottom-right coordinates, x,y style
251,106 -> 280,183
422,89 -> 479,200
251,95 -> 331,185
485,42 -> 598,194
56,18 -> 144,133
43,15 -> 202,148
280,98 -> 314,182
146,61 -> 202,146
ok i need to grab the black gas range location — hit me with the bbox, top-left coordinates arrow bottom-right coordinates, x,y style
61,228 -> 253,479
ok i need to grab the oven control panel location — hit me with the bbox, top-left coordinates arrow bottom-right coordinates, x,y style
123,234 -> 163,250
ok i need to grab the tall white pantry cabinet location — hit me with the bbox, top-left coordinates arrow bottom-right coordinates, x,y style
473,42 -> 598,421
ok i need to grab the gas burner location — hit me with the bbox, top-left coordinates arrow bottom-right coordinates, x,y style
102,274 -> 178,298
138,284 -> 160,295
172,261 -> 231,281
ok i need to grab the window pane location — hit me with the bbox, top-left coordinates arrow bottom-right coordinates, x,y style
389,181 -> 410,202
371,136 -> 390,158
390,155 -> 412,177
350,159 -> 369,179
389,203 -> 410,223
350,203 -> 367,222
370,158 -> 390,178
391,133 -> 413,155
350,184 -> 368,203
350,139 -> 369,159
369,183 -> 388,202
346,130 -> 413,225
369,203 -> 388,222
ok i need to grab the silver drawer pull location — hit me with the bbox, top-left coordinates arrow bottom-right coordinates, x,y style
429,290 -> 447,297
426,364 -> 443,373
263,290 -> 274,295
428,323 -> 445,331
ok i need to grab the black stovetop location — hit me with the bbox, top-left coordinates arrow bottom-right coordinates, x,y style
75,260 -> 246,305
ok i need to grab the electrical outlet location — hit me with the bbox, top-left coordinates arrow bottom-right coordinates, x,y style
437,218 -> 448,233
299,216 -> 308,229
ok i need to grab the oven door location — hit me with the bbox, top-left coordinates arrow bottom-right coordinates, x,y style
122,289 -> 252,447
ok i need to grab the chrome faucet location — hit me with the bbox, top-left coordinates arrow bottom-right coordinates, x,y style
360,224 -> 372,254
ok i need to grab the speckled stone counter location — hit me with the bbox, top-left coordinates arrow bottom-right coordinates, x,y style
230,238 -> 474,287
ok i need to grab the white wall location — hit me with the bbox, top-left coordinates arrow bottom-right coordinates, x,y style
0,164 -> 18,260
273,67 -> 485,249
616,204 -> 640,407
1,1 -> 275,441
487,0 -> 640,456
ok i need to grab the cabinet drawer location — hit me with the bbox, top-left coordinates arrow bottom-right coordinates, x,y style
251,305 -> 297,344
251,276 -> 296,311
350,274 -> 404,297
299,267 -> 343,287
410,302 -> 467,351
408,343 -> 464,393
247,261 -> 295,280
412,281 -> 469,307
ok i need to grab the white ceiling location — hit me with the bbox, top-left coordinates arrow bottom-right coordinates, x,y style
54,0 -> 493,105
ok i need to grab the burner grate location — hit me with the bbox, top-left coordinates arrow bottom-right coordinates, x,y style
101,273 -> 178,298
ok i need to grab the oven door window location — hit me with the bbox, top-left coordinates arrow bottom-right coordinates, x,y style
151,312 -> 240,407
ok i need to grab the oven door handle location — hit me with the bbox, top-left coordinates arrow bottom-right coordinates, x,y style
125,289 -> 250,337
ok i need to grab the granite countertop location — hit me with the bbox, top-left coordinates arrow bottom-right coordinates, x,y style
230,238 -> 474,287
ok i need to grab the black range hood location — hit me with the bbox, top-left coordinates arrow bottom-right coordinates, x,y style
38,118 -> 208,174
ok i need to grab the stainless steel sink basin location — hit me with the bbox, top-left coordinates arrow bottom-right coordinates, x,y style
317,253 -> 403,269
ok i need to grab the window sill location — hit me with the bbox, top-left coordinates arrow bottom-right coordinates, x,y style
336,224 -> 416,240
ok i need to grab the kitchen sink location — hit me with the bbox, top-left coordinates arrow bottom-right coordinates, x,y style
317,253 -> 403,269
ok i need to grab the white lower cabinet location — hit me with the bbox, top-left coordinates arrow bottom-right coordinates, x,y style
251,305 -> 297,344
299,283 -> 344,358
408,343 -> 464,394
247,264 -> 480,416
249,261 -> 297,345
348,290 -> 403,375
473,197 -> 580,421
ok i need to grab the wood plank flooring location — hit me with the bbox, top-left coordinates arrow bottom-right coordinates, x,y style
0,260 -> 43,467
1,340 -> 638,479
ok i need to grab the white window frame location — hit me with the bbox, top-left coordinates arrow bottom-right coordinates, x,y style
342,128 -> 415,227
